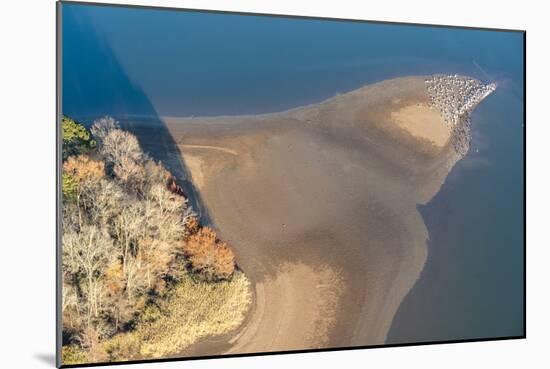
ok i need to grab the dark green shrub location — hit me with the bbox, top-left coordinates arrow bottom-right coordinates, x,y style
62,116 -> 96,160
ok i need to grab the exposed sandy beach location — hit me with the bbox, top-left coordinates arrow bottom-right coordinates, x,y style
130,76 -> 490,355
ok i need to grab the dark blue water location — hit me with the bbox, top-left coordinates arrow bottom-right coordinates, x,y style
61,3 -> 525,342
386,85 -> 524,343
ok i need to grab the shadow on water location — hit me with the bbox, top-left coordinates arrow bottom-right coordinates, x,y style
62,9 -> 211,225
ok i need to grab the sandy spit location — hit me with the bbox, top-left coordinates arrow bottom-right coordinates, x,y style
130,76 -> 474,354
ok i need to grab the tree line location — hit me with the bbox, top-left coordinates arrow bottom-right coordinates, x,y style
61,116 -> 238,361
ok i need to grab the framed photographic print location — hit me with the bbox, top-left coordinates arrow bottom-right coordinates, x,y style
56,1 -> 525,367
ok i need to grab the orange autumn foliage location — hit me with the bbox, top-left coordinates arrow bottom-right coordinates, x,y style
184,216 -> 200,237
103,262 -> 125,296
183,227 -> 235,281
63,155 -> 105,183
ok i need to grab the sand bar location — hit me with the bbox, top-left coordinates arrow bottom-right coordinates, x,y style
127,75 -> 494,353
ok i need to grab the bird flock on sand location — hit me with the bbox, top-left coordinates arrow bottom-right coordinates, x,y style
425,74 -> 496,156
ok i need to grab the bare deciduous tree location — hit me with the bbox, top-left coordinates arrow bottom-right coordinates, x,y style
100,130 -> 143,168
80,179 -> 126,227
98,129 -> 145,193
62,225 -> 117,350
90,116 -> 119,148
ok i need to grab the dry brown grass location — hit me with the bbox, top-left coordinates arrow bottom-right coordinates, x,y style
101,271 -> 252,361
64,272 -> 252,364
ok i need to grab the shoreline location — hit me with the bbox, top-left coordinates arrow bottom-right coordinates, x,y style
387,85 -> 524,343
125,75 -> 494,354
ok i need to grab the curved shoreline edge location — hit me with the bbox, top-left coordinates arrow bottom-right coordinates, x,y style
131,74 -> 495,355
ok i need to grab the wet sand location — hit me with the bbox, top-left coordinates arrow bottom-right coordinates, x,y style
132,76 -> 482,354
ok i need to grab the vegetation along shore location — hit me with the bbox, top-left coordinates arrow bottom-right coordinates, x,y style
61,116 -> 251,364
